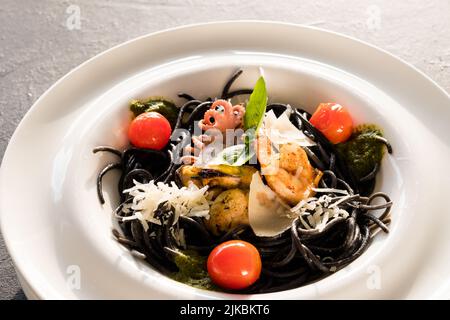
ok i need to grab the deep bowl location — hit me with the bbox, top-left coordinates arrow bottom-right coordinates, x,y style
1,21 -> 449,299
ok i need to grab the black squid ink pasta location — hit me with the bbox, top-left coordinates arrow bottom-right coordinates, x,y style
94,69 -> 393,293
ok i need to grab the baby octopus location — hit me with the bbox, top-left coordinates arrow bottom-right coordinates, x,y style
182,99 -> 245,164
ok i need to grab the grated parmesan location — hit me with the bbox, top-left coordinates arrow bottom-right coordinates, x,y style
122,180 -> 210,231
263,108 -> 316,147
290,193 -> 351,231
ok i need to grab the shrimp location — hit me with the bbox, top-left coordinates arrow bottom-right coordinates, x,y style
256,134 -> 323,206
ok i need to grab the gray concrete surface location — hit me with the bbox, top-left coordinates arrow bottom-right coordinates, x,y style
0,0 -> 449,300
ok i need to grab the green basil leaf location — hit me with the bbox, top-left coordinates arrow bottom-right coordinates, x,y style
210,144 -> 255,167
244,76 -> 267,131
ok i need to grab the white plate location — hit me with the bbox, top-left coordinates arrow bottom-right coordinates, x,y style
1,21 -> 449,300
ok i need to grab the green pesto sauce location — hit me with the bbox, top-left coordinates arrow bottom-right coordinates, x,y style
336,124 -> 386,180
170,250 -> 217,291
129,97 -> 178,128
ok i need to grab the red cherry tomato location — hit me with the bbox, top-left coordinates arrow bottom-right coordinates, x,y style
207,240 -> 262,290
128,112 -> 171,150
309,103 -> 353,144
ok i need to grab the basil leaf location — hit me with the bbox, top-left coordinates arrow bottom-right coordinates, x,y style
210,144 -> 254,167
244,76 -> 267,131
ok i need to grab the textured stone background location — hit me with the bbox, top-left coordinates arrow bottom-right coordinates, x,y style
0,0 -> 449,300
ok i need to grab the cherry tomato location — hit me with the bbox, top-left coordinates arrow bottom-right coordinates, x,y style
309,103 -> 353,144
207,240 -> 262,290
128,112 -> 171,150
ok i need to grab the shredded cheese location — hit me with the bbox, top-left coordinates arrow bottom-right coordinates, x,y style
290,194 -> 350,231
311,187 -> 349,195
122,180 -> 210,230
263,107 -> 316,147
248,172 -> 294,237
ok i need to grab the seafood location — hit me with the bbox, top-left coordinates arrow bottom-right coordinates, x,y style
206,188 -> 249,236
198,99 -> 245,132
177,164 -> 257,189
256,133 -> 323,205
182,99 -> 245,164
